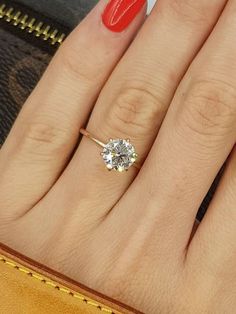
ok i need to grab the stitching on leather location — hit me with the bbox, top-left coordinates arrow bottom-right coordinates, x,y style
0,256 -> 116,314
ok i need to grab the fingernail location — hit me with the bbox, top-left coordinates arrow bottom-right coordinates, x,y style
102,0 -> 146,33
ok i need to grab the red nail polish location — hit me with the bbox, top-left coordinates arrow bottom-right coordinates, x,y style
102,0 -> 146,33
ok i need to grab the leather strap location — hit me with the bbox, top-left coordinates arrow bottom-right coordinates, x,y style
0,243 -> 142,314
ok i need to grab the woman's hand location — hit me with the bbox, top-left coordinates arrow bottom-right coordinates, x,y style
0,0 -> 236,312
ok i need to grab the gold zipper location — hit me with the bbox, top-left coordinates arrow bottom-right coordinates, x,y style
0,3 -> 66,46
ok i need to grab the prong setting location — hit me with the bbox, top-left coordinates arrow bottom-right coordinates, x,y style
102,139 -> 137,172
106,164 -> 113,171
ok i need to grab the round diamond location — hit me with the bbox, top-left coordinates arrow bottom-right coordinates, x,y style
102,139 -> 137,172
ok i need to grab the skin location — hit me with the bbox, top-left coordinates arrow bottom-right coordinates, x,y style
0,0 -> 236,312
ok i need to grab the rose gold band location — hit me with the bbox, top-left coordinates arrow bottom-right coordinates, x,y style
80,128 -> 106,148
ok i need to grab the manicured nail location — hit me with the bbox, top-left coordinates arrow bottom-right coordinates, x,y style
102,0 -> 146,33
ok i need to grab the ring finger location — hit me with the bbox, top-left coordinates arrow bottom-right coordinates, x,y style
51,0 -> 227,217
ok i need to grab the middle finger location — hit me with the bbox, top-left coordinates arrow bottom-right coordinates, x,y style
123,0 -> 236,254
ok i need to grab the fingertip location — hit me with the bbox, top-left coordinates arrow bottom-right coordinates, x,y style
102,0 -> 147,33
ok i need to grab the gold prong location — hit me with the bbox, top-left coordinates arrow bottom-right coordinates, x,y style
109,138 -> 113,142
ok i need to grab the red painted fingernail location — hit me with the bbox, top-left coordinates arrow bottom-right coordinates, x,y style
102,0 -> 146,33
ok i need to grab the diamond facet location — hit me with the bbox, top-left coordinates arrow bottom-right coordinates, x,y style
102,139 -> 137,172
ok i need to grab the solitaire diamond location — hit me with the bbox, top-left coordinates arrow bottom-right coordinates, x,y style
101,139 -> 137,172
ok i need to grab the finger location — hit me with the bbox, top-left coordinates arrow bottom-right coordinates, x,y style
185,147 -> 236,311
187,146 -> 236,275
0,0 -> 147,219
118,0 -> 236,254
50,0 -> 227,218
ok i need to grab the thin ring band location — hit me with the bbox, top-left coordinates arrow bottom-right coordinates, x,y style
80,128 -> 141,171
80,128 -> 106,148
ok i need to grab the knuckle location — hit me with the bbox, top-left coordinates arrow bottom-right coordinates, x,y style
58,46 -> 95,84
181,78 -> 236,137
106,83 -> 165,138
167,0 -> 209,25
21,119 -> 70,157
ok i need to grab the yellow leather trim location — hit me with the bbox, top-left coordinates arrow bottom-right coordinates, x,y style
0,254 -> 123,314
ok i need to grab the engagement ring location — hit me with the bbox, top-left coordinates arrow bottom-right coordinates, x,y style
80,128 -> 140,172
